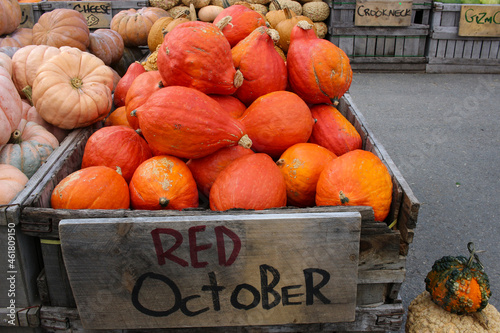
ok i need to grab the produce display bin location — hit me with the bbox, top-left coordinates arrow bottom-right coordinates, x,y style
327,1 -> 432,72
8,93 -> 420,331
426,2 -> 500,74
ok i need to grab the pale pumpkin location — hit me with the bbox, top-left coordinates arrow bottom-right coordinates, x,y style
0,52 -> 12,77
20,99 -> 69,143
0,164 -> 29,205
0,66 -> 22,146
31,47 -> 114,130
88,29 -> 125,66
0,28 -> 33,48
0,0 -> 22,36
32,9 -> 90,51
0,119 -> 59,179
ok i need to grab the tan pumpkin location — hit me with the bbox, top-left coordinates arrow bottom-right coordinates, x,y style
110,7 -> 171,47
198,5 -> 224,22
31,47 -> 114,129
0,66 -> 22,146
32,9 -> 90,51
0,164 -> 29,205
147,16 -> 174,52
12,45 -> 61,98
275,7 -> 316,52
266,0 -> 297,28
88,29 -> 125,66
0,119 -> 59,179
0,0 -> 22,36
0,28 -> 33,48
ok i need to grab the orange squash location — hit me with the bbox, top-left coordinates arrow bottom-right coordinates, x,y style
308,104 -> 362,156
210,153 -> 287,211
316,149 -> 393,222
208,95 -> 247,119
113,61 -> 146,108
81,126 -> 153,183
51,166 -> 130,209
156,21 -> 242,95
186,145 -> 255,198
238,90 -> 314,158
287,21 -> 352,105
132,85 -> 252,159
104,106 -> 132,128
129,156 -> 199,210
277,143 -> 336,207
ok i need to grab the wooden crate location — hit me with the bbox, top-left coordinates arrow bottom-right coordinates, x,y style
327,1 -> 432,72
426,2 -> 500,73
15,94 -> 419,332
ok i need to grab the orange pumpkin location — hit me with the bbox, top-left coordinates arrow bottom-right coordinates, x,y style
316,149 -> 393,222
32,9 -> 90,51
88,29 -> 125,66
113,61 -> 146,108
104,106 -> 132,128
0,0 -> 22,36
129,156 -> 199,210
147,16 -> 174,52
0,66 -> 22,146
277,143 -> 336,207
213,3 -> 267,47
110,7 -> 171,47
32,47 -> 114,129
287,21 -> 352,105
81,126 -> 153,183
275,8 -> 316,53
239,90 -> 315,158
308,104 -> 362,156
156,21 -> 242,95
0,164 -> 29,205
231,26 -> 287,105
210,153 -> 287,211
208,95 -> 246,119
132,85 -> 252,159
124,70 -> 163,131
0,28 -> 33,48
186,145 -> 255,198
265,0 -> 297,29
51,166 -> 130,209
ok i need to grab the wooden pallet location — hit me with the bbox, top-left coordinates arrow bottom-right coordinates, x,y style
426,2 -> 500,73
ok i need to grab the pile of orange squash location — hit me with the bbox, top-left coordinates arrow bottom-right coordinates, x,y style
0,0 -> 393,222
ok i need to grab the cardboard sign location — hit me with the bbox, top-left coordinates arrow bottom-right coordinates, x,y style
19,4 -> 35,29
458,5 -> 500,37
66,2 -> 112,28
59,212 -> 361,329
355,0 -> 413,26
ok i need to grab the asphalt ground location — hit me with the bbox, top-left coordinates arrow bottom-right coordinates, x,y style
347,72 -> 500,331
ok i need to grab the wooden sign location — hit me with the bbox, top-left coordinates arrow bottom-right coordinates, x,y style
66,2 -> 112,28
19,4 -> 35,29
355,0 -> 413,26
59,212 -> 361,329
458,5 -> 500,37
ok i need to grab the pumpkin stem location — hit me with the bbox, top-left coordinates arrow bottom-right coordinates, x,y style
130,110 -> 138,118
71,77 -> 83,90
283,6 -> 292,19
270,0 -> 282,11
276,159 -> 285,167
331,97 -> 340,106
234,70 -> 244,88
216,16 -> 232,30
467,242 -> 484,269
297,20 -> 313,30
267,28 -> 280,43
22,86 -> 34,105
339,190 -> 349,204
189,3 -> 197,21
8,129 -> 23,144
222,0 -> 230,8
159,197 -> 170,207
238,134 -> 252,149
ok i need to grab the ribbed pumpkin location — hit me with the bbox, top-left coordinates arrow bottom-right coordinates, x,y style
208,95 -> 247,119
32,9 -> 90,51
51,166 -> 130,209
213,3 -> 267,47
425,243 -> 492,315
110,7 -> 170,47
20,99 -> 69,143
157,21 -> 242,95
277,143 -> 336,207
287,21 -> 352,105
316,149 -> 393,222
0,28 -> 33,48
11,45 -> 61,98
124,70 -> 163,131
0,0 -> 22,36
32,47 -> 114,129
238,90 -> 314,158
0,66 -> 22,146
81,126 -> 153,183
88,29 -> 125,66
0,120 -> 59,179
275,8 -> 316,53
186,145 -> 255,198
147,16 -> 174,52
309,104 -> 362,156
0,164 -> 29,205
129,156 -> 199,210
231,26 -> 287,105
210,153 -> 287,211
104,106 -> 131,128
113,61 -> 146,108
131,86 -> 252,159
0,52 -> 12,77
